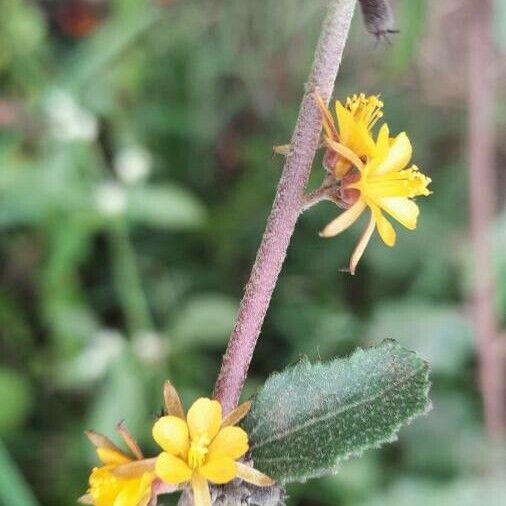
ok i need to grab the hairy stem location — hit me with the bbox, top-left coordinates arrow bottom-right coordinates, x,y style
214,0 -> 357,414
302,175 -> 345,212
302,187 -> 333,211
468,0 -> 504,438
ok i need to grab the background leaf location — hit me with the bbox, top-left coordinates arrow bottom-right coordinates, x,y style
126,185 -> 206,230
86,351 -> 149,440
366,302 -> 473,377
0,368 -> 33,436
243,340 -> 431,484
358,476 -> 506,506
170,294 -> 238,351
0,439 -> 39,506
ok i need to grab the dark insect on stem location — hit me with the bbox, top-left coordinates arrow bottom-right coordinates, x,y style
358,0 -> 399,43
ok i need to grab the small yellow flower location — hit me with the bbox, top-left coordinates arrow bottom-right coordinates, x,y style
316,92 -> 384,178
320,122 -> 432,274
153,383 -> 274,506
80,424 -> 155,506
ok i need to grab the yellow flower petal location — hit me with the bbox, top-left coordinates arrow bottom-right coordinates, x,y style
349,213 -> 376,275
96,447 -> 131,466
371,205 -> 396,247
138,496 -> 152,506
113,475 -> 153,506
325,138 -> 365,172
199,457 -> 237,484
335,101 -> 354,142
136,473 -> 155,506
377,196 -> 419,230
373,132 -> 412,176
208,427 -> 249,460
89,465 -> 123,506
152,416 -> 190,457
235,462 -> 275,487
315,92 -> 339,140
187,398 -> 222,440
375,123 -> 390,156
354,124 -> 377,159
319,200 -> 366,238
155,452 -> 192,485
335,99 -> 377,158
191,474 -> 212,506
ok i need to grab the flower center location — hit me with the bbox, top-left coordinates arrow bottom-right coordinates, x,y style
346,93 -> 384,131
188,434 -> 211,469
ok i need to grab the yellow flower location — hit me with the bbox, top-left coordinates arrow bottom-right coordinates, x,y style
316,92 -> 384,178
319,122 -> 432,274
153,382 -> 274,506
79,424 -> 155,506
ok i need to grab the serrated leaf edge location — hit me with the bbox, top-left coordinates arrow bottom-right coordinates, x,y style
247,340 -> 432,484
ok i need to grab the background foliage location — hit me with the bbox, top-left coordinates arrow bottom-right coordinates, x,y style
0,0 -> 505,504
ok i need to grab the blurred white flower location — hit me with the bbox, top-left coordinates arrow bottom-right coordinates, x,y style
114,147 -> 152,184
133,330 -> 168,365
64,329 -> 125,385
45,89 -> 98,141
95,182 -> 128,217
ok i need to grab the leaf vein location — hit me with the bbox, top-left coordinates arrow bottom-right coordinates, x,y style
250,365 -> 421,451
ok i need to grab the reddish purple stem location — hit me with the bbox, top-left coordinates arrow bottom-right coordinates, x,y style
468,0 -> 505,439
214,0 -> 357,414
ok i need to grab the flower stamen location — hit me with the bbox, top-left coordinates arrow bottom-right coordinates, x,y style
188,434 -> 211,469
345,93 -> 384,130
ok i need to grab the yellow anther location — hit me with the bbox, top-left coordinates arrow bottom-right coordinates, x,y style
188,434 -> 211,469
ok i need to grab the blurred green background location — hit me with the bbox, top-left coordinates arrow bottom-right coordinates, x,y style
0,0 -> 505,505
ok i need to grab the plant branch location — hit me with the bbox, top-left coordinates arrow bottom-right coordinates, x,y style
301,174 -> 347,212
302,186 -> 334,211
214,0 -> 357,414
468,0 -> 504,439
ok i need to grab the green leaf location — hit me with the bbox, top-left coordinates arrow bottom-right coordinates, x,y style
126,185 -> 206,230
367,301 -> 473,376
359,476 -> 506,506
63,5 -> 158,92
243,340 -> 431,484
170,294 -> 238,351
401,393 -> 478,475
0,368 -> 33,436
86,351 -> 149,441
0,439 -> 39,506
